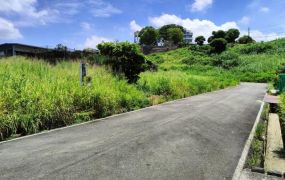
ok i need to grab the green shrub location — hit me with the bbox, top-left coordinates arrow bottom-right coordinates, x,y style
97,42 -> 147,83
181,55 -> 212,66
195,36 -> 206,46
210,38 -> 227,54
238,43 -> 273,54
147,54 -> 165,64
189,45 -> 212,55
238,35 -> 255,44
212,52 -> 241,69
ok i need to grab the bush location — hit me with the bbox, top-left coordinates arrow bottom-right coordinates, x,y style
195,36 -> 206,46
238,35 -> 255,44
182,55 -> 212,66
189,45 -> 212,55
210,38 -> 227,54
238,43 -> 273,54
147,54 -> 165,64
97,42 -> 147,83
212,52 -> 241,69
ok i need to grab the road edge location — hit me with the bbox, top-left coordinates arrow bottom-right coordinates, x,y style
232,101 -> 265,180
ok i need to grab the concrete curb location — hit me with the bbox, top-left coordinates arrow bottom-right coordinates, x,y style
232,101 -> 265,180
0,84 -> 239,145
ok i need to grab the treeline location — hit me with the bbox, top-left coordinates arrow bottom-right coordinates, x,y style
33,44 -> 98,63
195,29 -> 255,54
138,24 -> 187,46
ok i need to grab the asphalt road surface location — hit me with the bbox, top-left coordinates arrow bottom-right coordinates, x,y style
0,83 -> 267,180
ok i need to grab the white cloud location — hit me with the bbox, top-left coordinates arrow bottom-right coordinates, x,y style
54,2 -> 82,16
241,30 -> 281,42
149,14 -> 238,39
0,0 -> 44,17
148,13 -> 281,42
260,7 -> 270,13
0,0 -> 59,26
0,17 -> 22,40
0,0 -> 50,19
130,20 -> 142,32
89,0 -> 122,17
190,0 -> 213,12
84,35 -> 113,49
81,22 -> 92,31
239,16 -> 250,25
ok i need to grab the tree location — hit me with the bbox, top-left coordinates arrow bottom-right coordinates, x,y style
195,36 -> 206,46
97,42 -> 147,83
208,36 -> 214,43
238,35 -> 255,44
208,30 -> 226,43
159,24 -> 185,41
225,29 -> 240,43
212,30 -> 226,39
55,44 -> 67,51
210,38 -> 227,54
167,27 -> 184,45
138,26 -> 158,46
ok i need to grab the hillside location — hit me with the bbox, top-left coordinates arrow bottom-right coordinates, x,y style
146,39 -> 285,83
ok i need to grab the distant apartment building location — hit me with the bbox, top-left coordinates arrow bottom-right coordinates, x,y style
184,30 -> 193,44
134,31 -> 140,44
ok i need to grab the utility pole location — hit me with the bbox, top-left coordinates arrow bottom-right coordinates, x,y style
248,27 -> 250,37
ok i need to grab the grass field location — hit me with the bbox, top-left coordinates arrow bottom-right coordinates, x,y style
0,58 -> 149,140
1,39 -> 285,140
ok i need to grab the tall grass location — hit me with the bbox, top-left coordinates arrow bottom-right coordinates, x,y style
231,54 -> 285,82
138,71 -> 238,100
0,57 -> 149,140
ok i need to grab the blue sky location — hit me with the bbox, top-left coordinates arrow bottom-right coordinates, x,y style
0,0 -> 284,49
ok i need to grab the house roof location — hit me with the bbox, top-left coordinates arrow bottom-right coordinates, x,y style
0,43 -> 50,50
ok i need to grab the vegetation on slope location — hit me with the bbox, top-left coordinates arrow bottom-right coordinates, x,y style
146,39 -> 285,83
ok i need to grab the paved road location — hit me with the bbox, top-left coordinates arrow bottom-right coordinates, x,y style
0,83 -> 267,180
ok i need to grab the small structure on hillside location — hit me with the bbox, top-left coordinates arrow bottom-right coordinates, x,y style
0,43 -> 99,61
0,43 -> 49,57
184,30 -> 193,44
134,31 -> 140,44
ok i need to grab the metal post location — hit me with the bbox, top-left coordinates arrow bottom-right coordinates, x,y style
80,62 -> 86,86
